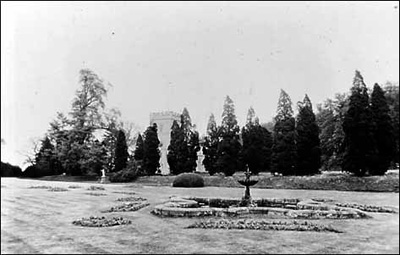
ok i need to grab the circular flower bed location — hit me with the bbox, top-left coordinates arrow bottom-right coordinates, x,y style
187,219 -> 342,233
48,187 -> 69,192
335,203 -> 397,213
87,186 -> 105,191
68,185 -> 82,189
72,216 -> 131,227
101,202 -> 150,213
86,192 -> 107,196
29,185 -> 52,189
116,197 -> 147,202
112,191 -> 136,195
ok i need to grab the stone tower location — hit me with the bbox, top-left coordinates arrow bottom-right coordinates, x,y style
150,111 -> 181,175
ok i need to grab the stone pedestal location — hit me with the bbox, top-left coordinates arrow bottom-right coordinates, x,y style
100,176 -> 109,184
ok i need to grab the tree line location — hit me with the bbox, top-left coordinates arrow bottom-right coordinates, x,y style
17,69 -> 399,179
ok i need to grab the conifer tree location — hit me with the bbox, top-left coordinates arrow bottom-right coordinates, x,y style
271,89 -> 297,175
383,82 -> 399,166
167,120 -> 184,174
142,123 -> 161,175
133,133 -> 144,162
342,70 -> 376,176
202,114 -> 220,175
114,129 -> 129,172
180,108 -> 200,173
216,96 -> 244,176
35,136 -> 56,176
370,83 -> 396,175
242,107 -> 273,174
295,95 -> 321,175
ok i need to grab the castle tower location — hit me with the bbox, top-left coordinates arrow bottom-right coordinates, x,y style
150,111 -> 181,175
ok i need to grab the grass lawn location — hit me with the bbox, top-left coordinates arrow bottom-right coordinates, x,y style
1,177 -> 399,254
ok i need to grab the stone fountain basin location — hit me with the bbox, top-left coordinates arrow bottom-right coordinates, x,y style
237,180 -> 259,186
151,196 -> 371,219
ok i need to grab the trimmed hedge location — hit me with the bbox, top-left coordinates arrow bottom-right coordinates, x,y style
172,173 -> 204,188
109,168 -> 138,183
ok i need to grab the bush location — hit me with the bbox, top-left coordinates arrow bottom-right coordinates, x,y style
109,159 -> 141,183
172,173 -> 204,188
1,161 -> 22,177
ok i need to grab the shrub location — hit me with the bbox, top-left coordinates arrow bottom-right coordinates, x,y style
1,161 -> 22,177
172,173 -> 204,188
109,168 -> 138,183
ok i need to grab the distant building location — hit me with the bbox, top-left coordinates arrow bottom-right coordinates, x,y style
150,111 -> 181,175
149,111 -> 206,175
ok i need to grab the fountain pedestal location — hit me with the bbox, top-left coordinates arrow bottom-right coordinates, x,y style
237,168 -> 258,207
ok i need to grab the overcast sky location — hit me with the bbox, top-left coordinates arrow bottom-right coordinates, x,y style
1,1 -> 399,168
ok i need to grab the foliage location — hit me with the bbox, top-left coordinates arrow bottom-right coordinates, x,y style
133,133 -> 144,162
295,95 -> 321,175
216,96 -> 244,176
1,161 -> 22,177
242,108 -> 273,174
114,130 -> 129,172
369,83 -> 396,175
142,123 -> 161,175
342,70 -> 376,176
271,89 -> 297,175
172,173 -> 205,187
316,93 -> 348,171
202,114 -> 220,175
167,108 -> 200,175
383,82 -> 399,165
109,160 -> 139,183
34,136 -> 58,176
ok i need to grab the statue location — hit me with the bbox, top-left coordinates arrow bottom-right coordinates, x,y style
100,169 -> 107,184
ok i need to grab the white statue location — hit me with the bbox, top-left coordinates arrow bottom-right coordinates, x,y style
101,169 -> 106,178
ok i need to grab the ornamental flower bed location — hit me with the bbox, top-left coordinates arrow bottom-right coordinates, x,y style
29,185 -> 52,189
112,191 -> 136,195
116,197 -> 147,202
68,185 -> 82,189
187,219 -> 342,233
85,192 -> 107,196
87,186 -> 105,191
48,187 -> 69,192
72,216 -> 131,227
101,202 -> 150,213
335,203 -> 397,213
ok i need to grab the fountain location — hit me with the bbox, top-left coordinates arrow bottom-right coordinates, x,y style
237,167 -> 258,207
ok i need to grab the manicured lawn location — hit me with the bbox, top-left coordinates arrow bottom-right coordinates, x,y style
1,177 -> 399,254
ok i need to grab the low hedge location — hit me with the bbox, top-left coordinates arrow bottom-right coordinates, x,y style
172,173 -> 204,188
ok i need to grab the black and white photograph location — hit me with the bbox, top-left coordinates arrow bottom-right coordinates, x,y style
1,1 -> 399,254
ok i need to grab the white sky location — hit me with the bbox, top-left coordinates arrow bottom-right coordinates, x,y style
1,1 -> 399,168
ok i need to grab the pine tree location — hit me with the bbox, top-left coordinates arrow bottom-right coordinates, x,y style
167,120 -> 184,174
216,96 -> 244,176
383,82 -> 399,166
202,114 -> 220,175
242,107 -> 273,175
35,136 -> 56,176
142,123 -> 161,175
370,83 -> 396,175
271,89 -> 297,175
295,95 -> 321,175
114,129 -> 129,172
133,133 -> 144,161
180,108 -> 200,173
342,70 -> 376,176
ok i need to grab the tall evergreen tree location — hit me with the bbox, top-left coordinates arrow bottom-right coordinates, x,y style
342,70 -> 376,176
295,95 -> 321,175
370,83 -> 396,175
271,89 -> 297,175
242,107 -> 273,174
114,129 -> 129,172
133,133 -> 144,162
216,96 -> 244,176
35,136 -> 56,176
180,108 -> 200,173
142,123 -> 161,175
167,120 -> 185,174
202,114 -> 220,175
383,82 -> 399,166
